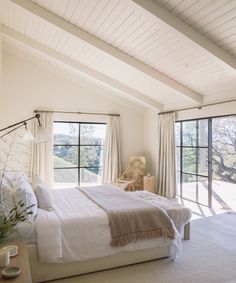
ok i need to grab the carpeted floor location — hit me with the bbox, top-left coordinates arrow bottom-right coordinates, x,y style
49,213 -> 236,283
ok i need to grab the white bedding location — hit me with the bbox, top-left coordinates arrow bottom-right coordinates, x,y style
16,221 -> 37,244
132,191 -> 192,232
36,188 -> 181,263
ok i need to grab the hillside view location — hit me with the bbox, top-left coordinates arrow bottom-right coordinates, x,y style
53,123 -> 106,188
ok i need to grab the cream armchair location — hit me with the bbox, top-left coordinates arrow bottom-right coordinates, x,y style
116,156 -> 146,191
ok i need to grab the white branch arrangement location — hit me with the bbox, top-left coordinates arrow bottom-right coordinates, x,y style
0,131 -> 34,243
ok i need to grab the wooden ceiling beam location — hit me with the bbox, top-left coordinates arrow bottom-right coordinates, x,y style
9,0 -> 202,104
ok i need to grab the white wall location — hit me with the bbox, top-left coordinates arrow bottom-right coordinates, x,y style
0,50 -> 146,172
0,35 -> 2,98
143,108 -> 159,175
176,101 -> 236,121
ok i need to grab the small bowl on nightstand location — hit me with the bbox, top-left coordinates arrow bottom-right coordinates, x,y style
1,245 -> 18,257
2,266 -> 21,279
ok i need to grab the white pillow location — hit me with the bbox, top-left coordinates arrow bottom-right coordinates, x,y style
14,179 -> 38,222
4,172 -> 38,222
0,177 -> 15,216
33,177 -> 53,211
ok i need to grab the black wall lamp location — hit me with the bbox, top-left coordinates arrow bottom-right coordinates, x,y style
0,114 -> 50,143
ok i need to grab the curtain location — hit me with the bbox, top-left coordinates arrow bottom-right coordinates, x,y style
30,113 -> 54,189
102,116 -> 121,184
156,113 -> 177,198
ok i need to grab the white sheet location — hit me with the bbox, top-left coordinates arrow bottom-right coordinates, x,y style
36,188 -> 179,263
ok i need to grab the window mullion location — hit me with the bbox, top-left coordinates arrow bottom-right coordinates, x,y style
78,123 -> 80,187
180,122 -> 183,198
196,120 -> 199,203
208,118 -> 212,208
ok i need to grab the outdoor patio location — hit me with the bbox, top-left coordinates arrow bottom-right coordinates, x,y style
179,180 -> 236,220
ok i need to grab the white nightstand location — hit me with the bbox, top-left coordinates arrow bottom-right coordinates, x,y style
143,176 -> 155,193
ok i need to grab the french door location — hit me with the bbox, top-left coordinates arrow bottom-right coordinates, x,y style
176,115 -> 236,208
176,119 -> 212,207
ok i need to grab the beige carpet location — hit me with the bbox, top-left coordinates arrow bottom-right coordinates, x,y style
48,213 -> 236,283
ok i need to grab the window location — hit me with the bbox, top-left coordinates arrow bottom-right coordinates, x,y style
53,122 -> 106,189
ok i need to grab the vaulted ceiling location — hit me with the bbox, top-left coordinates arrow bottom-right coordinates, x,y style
1,0 -> 236,110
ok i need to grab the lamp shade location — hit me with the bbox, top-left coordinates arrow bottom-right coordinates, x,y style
0,114 -> 50,143
22,130 -> 35,142
35,125 -> 51,143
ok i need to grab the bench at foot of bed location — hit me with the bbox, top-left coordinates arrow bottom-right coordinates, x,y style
184,222 -> 190,240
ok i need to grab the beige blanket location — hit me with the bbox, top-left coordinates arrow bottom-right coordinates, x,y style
79,186 -> 176,247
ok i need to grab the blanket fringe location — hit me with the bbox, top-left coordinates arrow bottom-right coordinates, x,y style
111,228 -> 175,247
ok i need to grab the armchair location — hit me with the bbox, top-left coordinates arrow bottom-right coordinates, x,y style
117,156 -> 146,191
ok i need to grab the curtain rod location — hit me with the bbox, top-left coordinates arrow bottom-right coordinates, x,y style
158,98 -> 236,115
34,110 -> 120,117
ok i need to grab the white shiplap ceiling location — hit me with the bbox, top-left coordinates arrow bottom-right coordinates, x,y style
154,0 -> 236,57
0,0 -> 236,110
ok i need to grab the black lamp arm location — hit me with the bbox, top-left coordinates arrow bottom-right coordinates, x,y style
0,123 -> 26,139
0,114 -> 40,133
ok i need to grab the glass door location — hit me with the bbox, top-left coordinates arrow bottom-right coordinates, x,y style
176,115 -> 236,208
176,119 -> 211,206
211,116 -> 236,209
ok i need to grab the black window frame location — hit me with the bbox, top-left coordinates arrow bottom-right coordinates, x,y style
53,121 -> 106,187
176,113 -> 236,208
176,118 -> 211,206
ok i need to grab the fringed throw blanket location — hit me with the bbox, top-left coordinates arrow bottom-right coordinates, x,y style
78,186 -> 176,247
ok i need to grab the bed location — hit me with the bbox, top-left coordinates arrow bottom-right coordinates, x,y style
16,186 -> 191,283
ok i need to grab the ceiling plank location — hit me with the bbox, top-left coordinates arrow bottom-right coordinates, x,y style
9,0 -> 202,104
132,0 -> 236,74
0,34 -> 2,98
1,25 -> 163,110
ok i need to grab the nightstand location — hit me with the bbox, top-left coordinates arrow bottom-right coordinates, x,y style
0,241 -> 32,283
143,176 -> 155,192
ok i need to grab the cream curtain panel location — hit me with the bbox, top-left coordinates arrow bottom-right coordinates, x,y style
30,113 -> 54,189
156,113 -> 177,198
102,116 -> 121,184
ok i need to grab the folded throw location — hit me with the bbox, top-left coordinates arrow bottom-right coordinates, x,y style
78,185 -> 176,247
